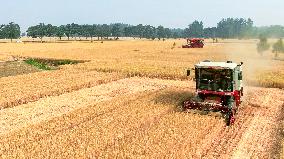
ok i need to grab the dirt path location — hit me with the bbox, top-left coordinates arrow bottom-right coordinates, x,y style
0,77 -> 283,158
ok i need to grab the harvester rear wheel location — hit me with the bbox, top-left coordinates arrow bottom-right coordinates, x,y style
231,109 -> 236,124
225,109 -> 236,126
225,111 -> 232,126
225,97 -> 237,126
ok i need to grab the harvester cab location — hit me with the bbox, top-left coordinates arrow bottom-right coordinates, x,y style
182,38 -> 204,48
184,60 -> 244,126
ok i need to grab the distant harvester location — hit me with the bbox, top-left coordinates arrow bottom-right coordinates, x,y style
182,38 -> 204,48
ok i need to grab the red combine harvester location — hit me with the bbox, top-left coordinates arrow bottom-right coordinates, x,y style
182,38 -> 204,48
183,60 -> 244,126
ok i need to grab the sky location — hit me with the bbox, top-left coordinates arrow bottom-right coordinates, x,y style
1,0 -> 284,32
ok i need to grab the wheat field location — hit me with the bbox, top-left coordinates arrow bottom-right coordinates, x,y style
0,39 -> 283,87
0,39 -> 283,158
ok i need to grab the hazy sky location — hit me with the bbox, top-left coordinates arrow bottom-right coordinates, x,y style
1,0 -> 284,31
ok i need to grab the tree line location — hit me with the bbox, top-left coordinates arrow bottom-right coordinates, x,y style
26,23 -> 181,42
25,19 -> 282,41
1,18 -> 284,42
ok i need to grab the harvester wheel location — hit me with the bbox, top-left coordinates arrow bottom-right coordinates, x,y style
225,109 -> 236,126
225,112 -> 232,126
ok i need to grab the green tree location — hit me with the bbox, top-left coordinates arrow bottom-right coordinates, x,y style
204,27 -> 217,38
171,28 -> 183,39
123,26 -> 133,38
101,24 -> 111,39
216,18 -> 254,39
132,25 -> 141,38
70,23 -> 80,40
46,24 -> 56,40
272,38 -> 284,58
157,25 -> 165,40
2,22 -> 21,42
257,25 -> 284,38
37,23 -> 46,42
184,20 -> 204,38
95,24 -> 111,40
96,24 -> 103,40
56,25 -> 65,40
217,18 -> 235,38
257,35 -> 270,55
136,24 -> 145,39
143,25 -> 156,40
81,24 -> 90,39
85,24 -> 97,42
63,24 -> 72,40
0,25 -> 5,39
164,28 -> 172,39
243,18 -> 254,38
111,23 -> 123,40
27,23 -> 46,42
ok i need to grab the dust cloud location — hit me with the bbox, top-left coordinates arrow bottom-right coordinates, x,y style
221,39 -> 274,86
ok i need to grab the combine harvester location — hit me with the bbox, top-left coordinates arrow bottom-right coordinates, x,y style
184,60 -> 244,126
182,38 -> 204,48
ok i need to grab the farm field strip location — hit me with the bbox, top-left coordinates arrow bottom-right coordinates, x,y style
0,77 -> 283,158
1,40 -> 284,88
97,87 -> 284,158
99,111 -> 224,158
0,80 -> 189,158
0,40 -> 283,158
231,89 -> 284,158
0,77 -> 171,135
0,69 -> 123,109
196,108 -> 253,158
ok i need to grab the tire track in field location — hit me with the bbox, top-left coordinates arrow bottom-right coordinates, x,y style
198,106 -> 255,158
230,88 -> 284,159
210,106 -> 256,158
198,87 -> 284,158
197,87 -> 257,158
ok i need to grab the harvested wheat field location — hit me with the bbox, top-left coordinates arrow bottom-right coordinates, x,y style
0,77 -> 283,158
0,39 -> 283,158
0,69 -> 122,109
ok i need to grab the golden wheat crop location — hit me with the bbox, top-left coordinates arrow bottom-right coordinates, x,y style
0,39 -> 283,158
0,78 -> 282,158
0,69 -> 122,109
0,39 -> 283,88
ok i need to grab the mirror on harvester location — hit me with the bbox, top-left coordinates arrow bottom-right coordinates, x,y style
187,70 -> 190,76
